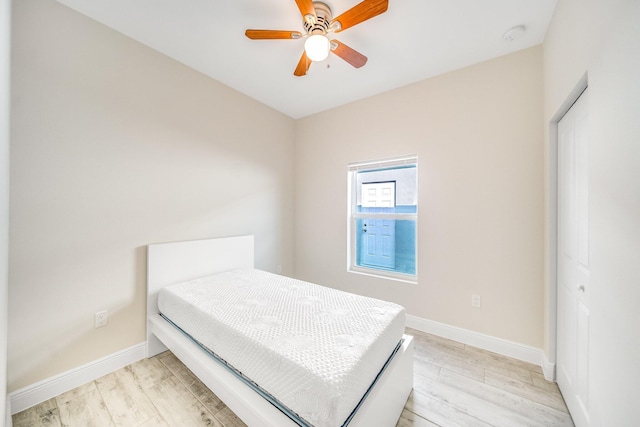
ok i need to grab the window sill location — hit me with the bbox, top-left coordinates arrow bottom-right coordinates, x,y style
348,266 -> 417,285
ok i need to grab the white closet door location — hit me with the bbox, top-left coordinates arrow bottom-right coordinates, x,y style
557,88 -> 590,426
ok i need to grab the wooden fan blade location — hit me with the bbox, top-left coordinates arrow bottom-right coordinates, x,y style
295,0 -> 316,21
294,51 -> 312,76
331,0 -> 388,33
330,40 -> 367,68
245,29 -> 302,40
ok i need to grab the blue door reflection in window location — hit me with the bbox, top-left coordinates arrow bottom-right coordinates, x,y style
356,215 -> 416,275
353,166 -> 417,276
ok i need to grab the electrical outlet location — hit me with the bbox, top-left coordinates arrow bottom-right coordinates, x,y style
94,310 -> 108,328
471,295 -> 481,308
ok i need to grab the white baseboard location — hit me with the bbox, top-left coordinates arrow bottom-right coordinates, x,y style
9,342 -> 146,415
541,352 -> 556,382
406,315 -> 555,381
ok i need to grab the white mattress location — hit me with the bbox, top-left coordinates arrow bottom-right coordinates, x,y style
157,268 -> 405,427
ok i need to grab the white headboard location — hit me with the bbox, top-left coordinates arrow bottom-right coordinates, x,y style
146,235 -> 254,355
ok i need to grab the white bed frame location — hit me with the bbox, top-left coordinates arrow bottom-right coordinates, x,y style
147,235 -> 413,427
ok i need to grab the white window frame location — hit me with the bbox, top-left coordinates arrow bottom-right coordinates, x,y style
347,155 -> 418,284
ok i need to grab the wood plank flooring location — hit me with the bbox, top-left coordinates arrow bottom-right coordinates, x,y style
13,328 -> 574,427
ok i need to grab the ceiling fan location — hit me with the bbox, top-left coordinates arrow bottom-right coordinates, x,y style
245,0 -> 389,76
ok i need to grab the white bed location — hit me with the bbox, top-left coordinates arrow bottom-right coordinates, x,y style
147,235 -> 413,427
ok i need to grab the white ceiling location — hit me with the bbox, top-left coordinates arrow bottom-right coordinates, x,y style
55,0 -> 557,119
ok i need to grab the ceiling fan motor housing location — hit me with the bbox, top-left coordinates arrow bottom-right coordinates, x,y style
304,2 -> 332,35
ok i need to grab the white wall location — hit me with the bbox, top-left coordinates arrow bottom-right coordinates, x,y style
295,46 -> 544,349
543,0 -> 640,424
1,0 -> 10,422
8,0 -> 295,392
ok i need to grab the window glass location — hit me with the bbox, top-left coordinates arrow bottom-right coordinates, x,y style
348,157 -> 417,282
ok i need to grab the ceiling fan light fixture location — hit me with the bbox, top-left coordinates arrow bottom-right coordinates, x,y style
304,34 -> 330,61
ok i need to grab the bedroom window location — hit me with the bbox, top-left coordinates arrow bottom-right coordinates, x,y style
348,156 -> 418,283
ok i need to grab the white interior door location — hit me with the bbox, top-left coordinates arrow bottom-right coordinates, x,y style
557,89 -> 590,426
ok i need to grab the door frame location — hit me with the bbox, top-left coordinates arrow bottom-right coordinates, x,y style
545,72 -> 588,381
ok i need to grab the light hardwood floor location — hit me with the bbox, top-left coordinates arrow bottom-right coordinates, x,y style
13,328 -> 574,427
